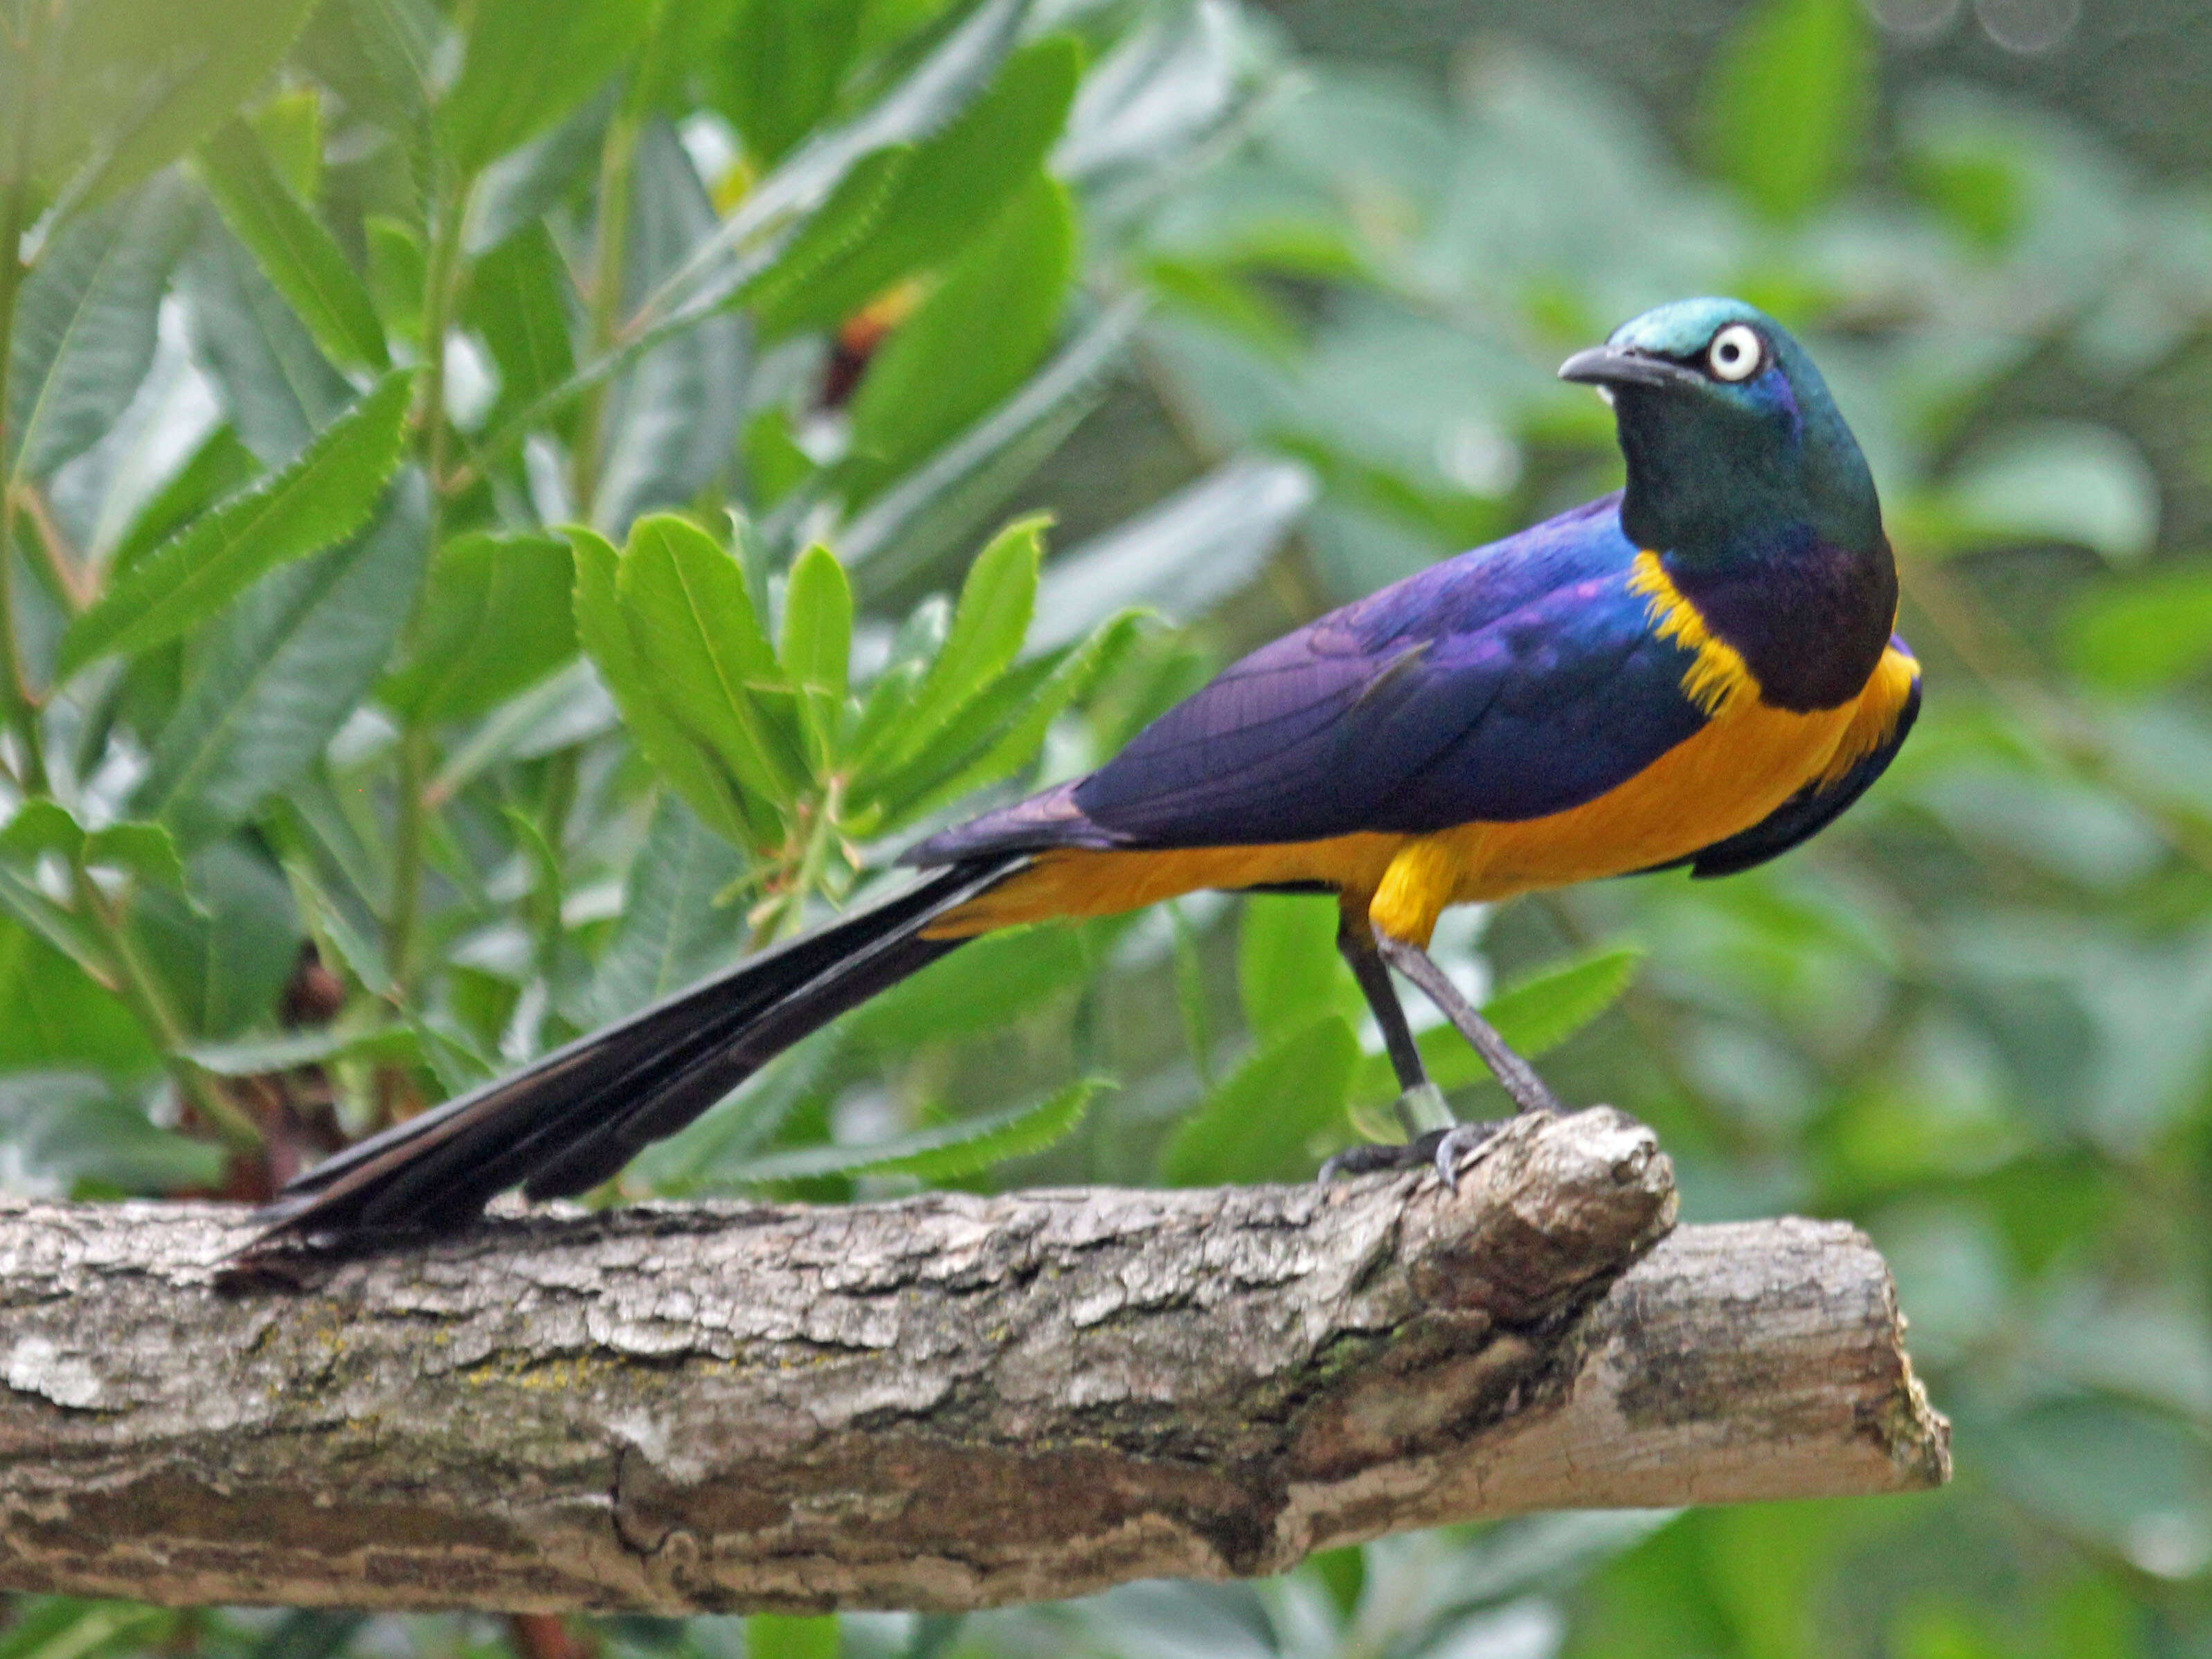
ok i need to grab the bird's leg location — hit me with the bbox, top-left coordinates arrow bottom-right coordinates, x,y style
1320,915 -> 1480,1184
1374,933 -> 1565,1118
1336,914 -> 1452,1136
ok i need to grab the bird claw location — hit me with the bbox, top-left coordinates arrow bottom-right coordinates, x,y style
1319,1118 -> 1509,1187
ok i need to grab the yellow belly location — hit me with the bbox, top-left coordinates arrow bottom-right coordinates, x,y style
930,645 -> 1916,945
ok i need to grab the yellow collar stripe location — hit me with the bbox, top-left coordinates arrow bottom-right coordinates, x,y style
1627,551 -> 1761,717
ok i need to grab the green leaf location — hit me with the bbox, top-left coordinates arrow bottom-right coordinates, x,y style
1160,1015 -> 1358,1186
382,529 -> 577,724
588,795 -> 748,1025
731,1077 -> 1104,1183
2068,563 -> 2212,694
0,917 -> 155,1074
1941,422 -> 2161,564
183,1023 -> 417,1078
861,516 -> 1045,774
1357,947 -> 1644,1100
842,924 -> 1088,1050
858,610 -> 1144,832
60,369 -> 413,674
177,219 -> 355,466
130,841 -> 299,1041
462,222 -> 576,427
616,513 -> 805,815
136,473 -> 433,843
572,526 -> 758,849
1699,0 -> 1870,222
197,118 -> 388,373
838,298 -> 1142,580
780,542 -> 854,764
1239,893 -> 1360,1042
438,0 -> 657,174
7,178 -> 192,485
1484,947 -> 1644,1055
0,800 -> 189,895
42,0 -> 322,210
107,427 -> 261,577
751,35 -> 1085,337
0,1071 -> 224,1197
710,0 -> 865,165
844,170 -> 1077,494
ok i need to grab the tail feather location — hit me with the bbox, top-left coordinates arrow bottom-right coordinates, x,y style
249,856 -> 1025,1248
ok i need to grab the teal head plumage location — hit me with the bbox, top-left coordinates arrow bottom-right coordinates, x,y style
1561,297 -> 1896,711
1561,296 -> 1882,572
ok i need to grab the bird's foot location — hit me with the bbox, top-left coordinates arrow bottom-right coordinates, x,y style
1320,1117 -> 1509,1188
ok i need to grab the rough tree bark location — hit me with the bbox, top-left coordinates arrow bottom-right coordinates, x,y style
0,1108 -> 1948,1615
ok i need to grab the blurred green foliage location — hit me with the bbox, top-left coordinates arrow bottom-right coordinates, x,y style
3,0 -> 2211,1653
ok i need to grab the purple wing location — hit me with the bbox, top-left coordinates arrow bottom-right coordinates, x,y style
907,494 -> 1711,861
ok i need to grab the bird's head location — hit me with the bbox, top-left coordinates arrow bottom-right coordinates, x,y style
1560,297 -> 1881,566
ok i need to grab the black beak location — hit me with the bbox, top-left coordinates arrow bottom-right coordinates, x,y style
1558,344 -> 1700,392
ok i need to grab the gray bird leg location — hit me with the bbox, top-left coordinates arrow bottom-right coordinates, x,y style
1335,914 -> 1453,1136
1376,933 -> 1565,1118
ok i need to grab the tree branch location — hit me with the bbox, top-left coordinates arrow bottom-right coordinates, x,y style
0,1108 -> 1947,1614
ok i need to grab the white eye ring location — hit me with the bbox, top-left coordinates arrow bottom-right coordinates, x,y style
1707,323 -> 1763,382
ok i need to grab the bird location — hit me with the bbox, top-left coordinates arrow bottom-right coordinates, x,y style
253,296 -> 1919,1247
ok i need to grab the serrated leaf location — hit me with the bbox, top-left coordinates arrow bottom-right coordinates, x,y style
842,924 -> 1088,1050
438,0 -> 656,174
731,1077 -> 1104,1184
42,0 -> 321,210
197,118 -> 388,373
588,795 -> 748,1025
1483,946 -> 1644,1054
861,610 -> 1142,833
845,170 -> 1077,496
136,472 -> 432,843
571,526 -> 757,849
751,35 -> 1084,339
838,297 -> 1141,582
861,517 -> 1045,775
382,529 -> 576,724
1161,1015 -> 1358,1186
8,179 -> 192,485
616,513 -> 804,815
60,369 -> 413,674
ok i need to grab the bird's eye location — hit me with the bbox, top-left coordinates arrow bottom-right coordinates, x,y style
1706,323 -> 1763,382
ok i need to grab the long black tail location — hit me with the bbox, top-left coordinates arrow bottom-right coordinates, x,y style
249,856 -> 1025,1248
